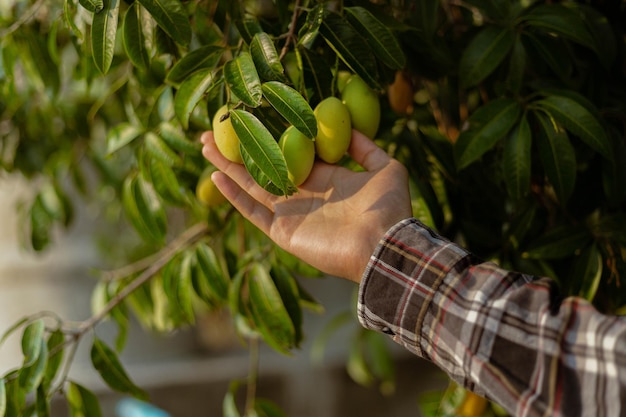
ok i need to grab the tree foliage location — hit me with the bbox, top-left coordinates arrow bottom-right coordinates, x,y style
1,0 -> 625,415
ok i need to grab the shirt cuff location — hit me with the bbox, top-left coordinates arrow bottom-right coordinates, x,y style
357,218 -> 470,357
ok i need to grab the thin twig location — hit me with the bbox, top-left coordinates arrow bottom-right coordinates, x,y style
77,222 -> 209,333
279,0 -> 302,60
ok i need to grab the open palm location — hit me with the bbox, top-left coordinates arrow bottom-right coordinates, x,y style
201,130 -> 412,283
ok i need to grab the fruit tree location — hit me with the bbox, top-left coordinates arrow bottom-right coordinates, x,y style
0,0 -> 625,416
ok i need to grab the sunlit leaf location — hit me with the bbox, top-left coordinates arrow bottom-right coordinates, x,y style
535,95 -> 612,160
261,81 -> 317,139
21,319 -> 44,367
230,109 -> 295,196
224,52 -> 263,108
19,339 -> 47,392
459,25 -> 515,88
106,123 -> 144,155
298,4 -> 325,48
319,12 -> 380,90
166,45 -> 224,84
533,110 -> 576,204
90,338 -> 148,400
248,263 -> 295,354
67,381 -> 104,417
174,68 -> 215,129
250,32 -> 286,82
455,98 -> 521,169
503,115 -> 531,200
123,3 -> 150,70
91,0 -> 120,74
345,7 -> 406,70
136,0 -> 191,45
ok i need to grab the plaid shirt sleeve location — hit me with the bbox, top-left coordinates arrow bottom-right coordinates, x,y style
357,218 -> 626,417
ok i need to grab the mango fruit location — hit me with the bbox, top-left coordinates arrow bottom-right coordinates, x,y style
196,167 -> 227,207
279,126 -> 315,186
341,74 -> 380,139
212,104 -> 243,164
314,97 -> 352,164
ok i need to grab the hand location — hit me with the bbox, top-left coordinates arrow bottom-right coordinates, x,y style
200,130 -> 412,283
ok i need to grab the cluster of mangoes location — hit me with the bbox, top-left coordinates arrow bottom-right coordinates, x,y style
196,73 -> 380,206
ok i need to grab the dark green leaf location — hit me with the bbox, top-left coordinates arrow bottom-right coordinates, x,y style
90,337 -> 148,400
298,4 -> 325,48
573,243 -> 603,302
106,123 -> 144,156
224,52 -> 263,108
174,68 -> 215,129
261,81 -> 317,139
248,263 -> 295,354
123,3 -> 150,70
166,45 -> 224,84
534,110 -> 576,204
30,193 -> 53,251
175,253 -> 196,323
299,47 -> 333,107
319,12 -> 380,90
21,320 -> 45,367
271,266 -> 303,347
78,0 -> 103,13
522,32 -> 572,79
255,398 -> 288,417
2,373 -> 25,417
506,35 -> 526,93
19,339 -> 47,392
345,7 -> 406,70
523,224 -> 591,260
147,156 -> 186,205
66,382 -> 104,417
136,0 -> 191,45
455,98 -> 521,169
235,18 -> 263,45
250,32 -> 286,82
603,133 -> 626,207
36,384 -> 50,417
122,173 -> 167,243
503,115 -> 532,200
459,25 -> 515,88
522,4 -> 596,50
230,109 -> 295,196
43,330 -> 65,388
535,95 -> 612,160
91,0 -> 120,74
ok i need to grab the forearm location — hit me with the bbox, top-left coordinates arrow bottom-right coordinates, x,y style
358,218 -> 626,417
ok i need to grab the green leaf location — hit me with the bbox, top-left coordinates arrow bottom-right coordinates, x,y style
250,32 -> 286,82
123,3 -> 150,70
174,253 -> 196,323
503,115 -> 532,200
19,339 -> 47,392
21,320 -> 45,367
230,109 -> 294,196
194,243 -> 229,302
522,4 -> 596,51
345,7 -> 406,70
66,382 -> 103,417
261,81 -> 317,139
166,45 -> 224,84
136,0 -> 191,45
144,132 -> 182,167
603,133 -> 626,207
122,173 -> 167,243
271,266 -> 303,347
455,98 -> 521,169
523,224 -> 592,260
36,384 -> 50,417
299,47 -> 333,106
78,0 -> 103,13
174,68 -> 215,129
298,4 -> 325,49
506,35 -> 526,93
43,330 -> 65,388
248,263 -> 295,354
158,122 -> 201,155
573,243 -> 603,302
534,110 -> 576,204
240,146 -> 285,196
459,25 -> 515,88
91,0 -> 120,74
522,32 -> 572,79
147,156 -> 186,205
535,95 -> 612,160
255,398 -> 288,417
224,52 -> 263,108
223,381 -> 241,417
90,337 -> 148,400
235,17 -> 263,45
106,123 -> 144,155
319,12 -> 380,90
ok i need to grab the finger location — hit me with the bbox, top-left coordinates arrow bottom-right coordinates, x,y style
348,129 -> 392,172
211,171 -> 273,236
202,132 -> 279,209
